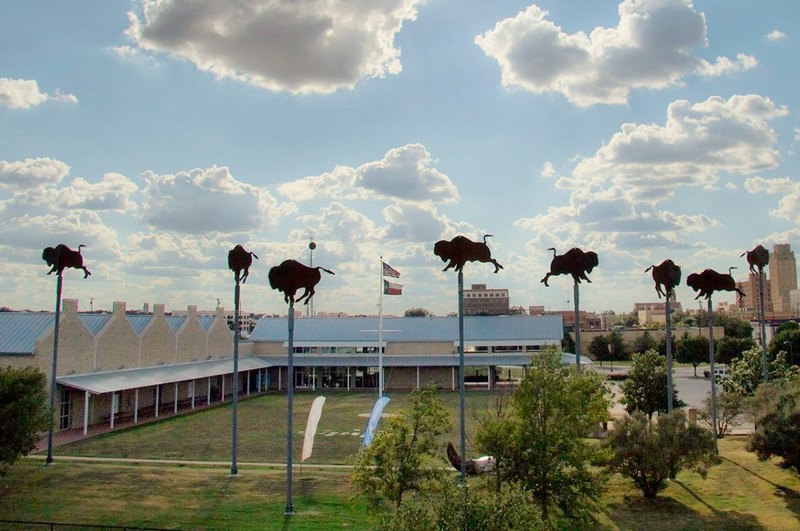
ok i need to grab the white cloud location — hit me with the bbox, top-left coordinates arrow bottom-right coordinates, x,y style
52,173 -> 138,211
795,127 -> 800,143
475,0 -> 756,106
382,202 -> 451,242
744,176 -> 800,224
139,165 -> 290,234
766,29 -> 786,41
540,161 -> 556,178
279,144 -> 459,203
0,158 -> 70,190
572,94 -> 787,203
0,78 -> 77,109
125,0 -> 422,94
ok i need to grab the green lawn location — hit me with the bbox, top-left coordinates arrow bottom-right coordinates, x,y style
3,390 -> 800,530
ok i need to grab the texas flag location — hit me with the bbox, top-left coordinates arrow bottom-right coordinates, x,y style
384,279 -> 403,295
382,261 -> 401,278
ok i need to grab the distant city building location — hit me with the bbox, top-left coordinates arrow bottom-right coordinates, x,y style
463,284 -> 509,316
528,305 -> 545,316
736,272 -> 772,314
770,244 -> 798,314
633,295 -> 683,326
549,310 -> 602,330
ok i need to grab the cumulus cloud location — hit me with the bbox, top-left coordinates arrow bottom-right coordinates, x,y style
766,29 -> 786,41
0,158 -> 70,190
475,0 -> 756,106
382,202 -> 451,242
52,173 -> 138,211
540,161 -> 556,178
125,0 -> 422,94
744,176 -> 800,224
139,165 -> 290,234
279,144 -> 459,203
572,94 -> 787,203
0,78 -> 77,109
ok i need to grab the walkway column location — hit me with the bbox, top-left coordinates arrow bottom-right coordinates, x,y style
110,396 -> 115,430
207,377 -> 211,405
134,389 -> 139,424
174,382 -> 178,414
155,385 -> 160,418
83,390 -> 90,435
191,381 -> 195,409
416,366 -> 420,389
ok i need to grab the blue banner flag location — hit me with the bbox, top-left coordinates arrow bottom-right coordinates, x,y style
361,396 -> 390,448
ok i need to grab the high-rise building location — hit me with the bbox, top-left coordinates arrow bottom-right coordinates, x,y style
463,284 -> 509,316
769,244 -> 798,314
736,272 -> 772,314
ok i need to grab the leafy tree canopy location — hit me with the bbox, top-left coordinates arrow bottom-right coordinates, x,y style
0,366 -> 50,475
404,307 -> 432,317
747,380 -> 800,474
621,350 -> 682,418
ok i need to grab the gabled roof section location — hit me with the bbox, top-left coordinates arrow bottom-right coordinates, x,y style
126,315 -> 152,335
250,315 -> 564,345
197,315 -> 216,331
0,313 -> 54,355
165,315 -> 187,333
78,314 -> 112,336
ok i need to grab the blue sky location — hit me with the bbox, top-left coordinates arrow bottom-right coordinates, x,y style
1,0 -> 798,317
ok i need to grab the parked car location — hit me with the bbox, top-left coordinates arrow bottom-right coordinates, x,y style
703,366 -> 730,379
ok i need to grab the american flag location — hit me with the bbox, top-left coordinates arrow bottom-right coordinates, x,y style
382,261 -> 401,278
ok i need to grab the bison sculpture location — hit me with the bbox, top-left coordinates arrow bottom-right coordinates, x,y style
686,268 -> 746,300
644,259 -> 681,299
433,235 -> 503,273
228,244 -> 258,284
268,259 -> 335,305
741,245 -> 769,274
446,442 -> 495,475
42,244 -> 91,278
540,247 -> 598,287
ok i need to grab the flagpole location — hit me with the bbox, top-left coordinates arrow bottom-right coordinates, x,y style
379,256 -> 384,398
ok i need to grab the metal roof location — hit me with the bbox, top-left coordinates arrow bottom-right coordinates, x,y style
197,315 -> 216,331
56,357 -> 271,394
126,315 -> 152,335
260,352 -> 591,367
250,315 -> 564,345
78,314 -> 111,336
0,312 -> 54,354
165,315 -> 187,332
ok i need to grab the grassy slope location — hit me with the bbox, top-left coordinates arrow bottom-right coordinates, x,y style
3,391 -> 800,529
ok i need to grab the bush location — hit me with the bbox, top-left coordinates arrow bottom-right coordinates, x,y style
747,381 -> 800,474
607,410 -> 719,499
0,366 -> 50,475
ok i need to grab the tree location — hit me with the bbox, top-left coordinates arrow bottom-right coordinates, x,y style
715,314 -> 753,339
474,348 -> 611,523
0,366 -> 50,475
675,333 -> 709,377
632,330 -> 657,354
697,390 -> 744,438
608,410 -> 719,499
352,384 -> 450,508
715,337 -> 755,365
770,326 -> 799,367
404,308 -> 432,317
561,330 -> 575,353
747,380 -> 800,474
608,330 -> 627,360
721,347 -> 798,396
620,350 -> 681,418
587,334 -> 610,367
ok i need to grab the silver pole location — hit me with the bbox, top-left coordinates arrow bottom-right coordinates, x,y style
231,280 -> 240,475
458,270 -> 466,483
707,298 -> 718,453
45,274 -> 63,465
573,282 -> 581,373
285,302 -> 295,515
666,296 -> 673,412
758,271 -> 769,383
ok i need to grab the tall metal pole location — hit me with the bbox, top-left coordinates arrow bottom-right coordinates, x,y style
573,282 -> 581,373
758,271 -> 769,383
230,280 -> 240,475
666,295 -> 673,412
45,274 -> 63,465
285,302 -> 295,515
379,257 -> 384,398
707,298 -> 718,454
457,270 -> 466,483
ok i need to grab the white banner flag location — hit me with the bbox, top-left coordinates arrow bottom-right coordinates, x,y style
301,396 -> 326,462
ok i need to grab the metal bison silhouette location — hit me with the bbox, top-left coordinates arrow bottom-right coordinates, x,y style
741,245 -> 769,274
268,259 -> 335,305
645,259 -> 681,299
686,268 -> 746,300
228,244 -> 258,284
540,247 -> 598,287
42,244 -> 91,278
433,235 -> 503,273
